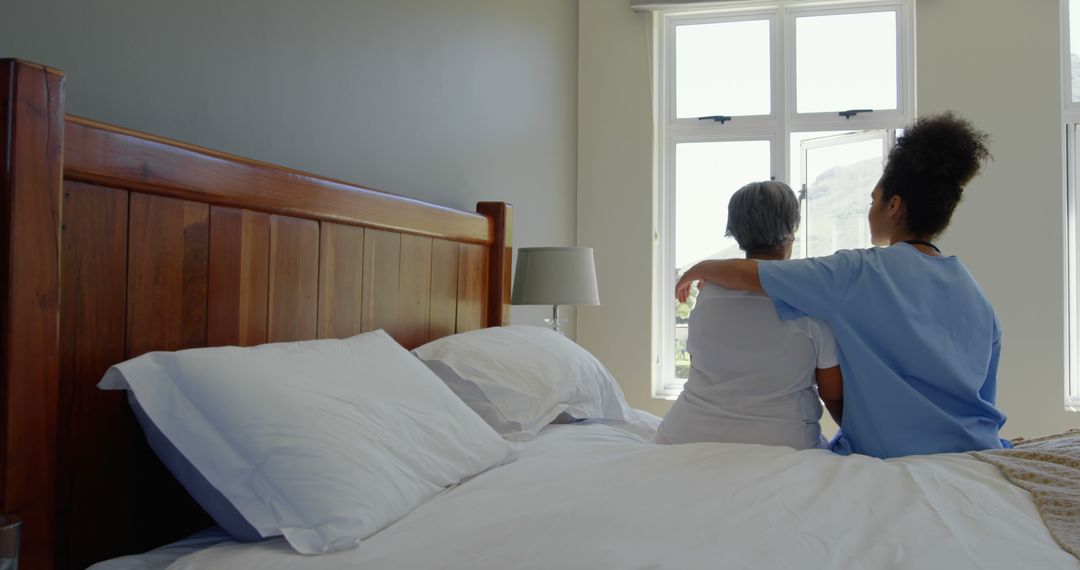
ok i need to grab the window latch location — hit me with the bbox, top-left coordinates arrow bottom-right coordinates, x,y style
697,115 -> 732,124
839,109 -> 873,119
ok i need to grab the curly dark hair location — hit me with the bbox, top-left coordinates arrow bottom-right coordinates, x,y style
878,112 -> 992,238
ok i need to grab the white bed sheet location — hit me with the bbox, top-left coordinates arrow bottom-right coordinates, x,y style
97,422 -> 1078,570
87,527 -> 234,570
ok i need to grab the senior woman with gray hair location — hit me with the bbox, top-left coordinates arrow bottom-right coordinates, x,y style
656,181 -> 843,449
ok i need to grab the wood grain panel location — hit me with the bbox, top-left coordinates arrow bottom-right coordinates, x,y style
67,185 -> 213,569
428,239 -> 460,342
268,215 -> 319,342
208,207 -> 270,346
126,193 -> 210,357
361,229 -> 402,337
0,59 -> 63,570
397,235 -> 433,349
318,223 -> 365,339
456,242 -> 488,332
63,117 -> 492,244
57,183 -> 129,568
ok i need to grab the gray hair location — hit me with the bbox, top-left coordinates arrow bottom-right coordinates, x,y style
725,181 -> 800,252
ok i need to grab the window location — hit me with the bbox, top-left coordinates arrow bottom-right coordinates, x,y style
654,0 -> 915,399
1062,0 -> 1080,411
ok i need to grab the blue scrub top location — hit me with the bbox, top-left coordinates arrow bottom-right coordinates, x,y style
758,243 -> 1008,458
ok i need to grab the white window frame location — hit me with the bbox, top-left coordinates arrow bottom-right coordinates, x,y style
653,0 -> 915,400
1065,125 -> 1079,411
1060,0 -> 1080,411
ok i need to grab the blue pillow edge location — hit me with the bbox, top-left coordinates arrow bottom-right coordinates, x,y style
127,393 -> 266,543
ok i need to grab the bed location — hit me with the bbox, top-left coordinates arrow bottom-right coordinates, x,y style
1,59 -> 1077,570
80,420 -> 1075,570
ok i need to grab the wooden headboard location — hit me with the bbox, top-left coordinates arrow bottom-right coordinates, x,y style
0,59 -> 513,569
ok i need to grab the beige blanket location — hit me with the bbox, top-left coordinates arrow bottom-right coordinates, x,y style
972,431 -> 1080,559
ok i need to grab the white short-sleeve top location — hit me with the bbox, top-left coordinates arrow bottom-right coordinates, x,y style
657,283 -> 838,450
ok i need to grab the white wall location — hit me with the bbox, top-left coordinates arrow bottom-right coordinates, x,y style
579,0 -> 1080,435
0,0 -> 579,328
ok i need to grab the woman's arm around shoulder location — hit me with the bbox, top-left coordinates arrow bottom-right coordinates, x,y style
676,259 -> 762,303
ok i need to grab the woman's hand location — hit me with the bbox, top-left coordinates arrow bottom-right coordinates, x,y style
675,259 -> 764,299
675,270 -> 699,303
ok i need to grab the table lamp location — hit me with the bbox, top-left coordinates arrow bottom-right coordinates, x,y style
511,247 -> 600,335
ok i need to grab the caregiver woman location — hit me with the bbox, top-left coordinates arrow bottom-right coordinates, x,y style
675,112 -> 1009,459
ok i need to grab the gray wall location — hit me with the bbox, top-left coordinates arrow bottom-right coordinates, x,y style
0,0 -> 579,328
578,0 -> 659,414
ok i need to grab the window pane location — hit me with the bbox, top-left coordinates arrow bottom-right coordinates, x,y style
676,19 -> 771,118
789,130 -> 852,259
674,140 -> 771,384
796,11 -> 897,114
802,133 -> 885,257
1071,0 -> 1080,102
676,141 -> 772,270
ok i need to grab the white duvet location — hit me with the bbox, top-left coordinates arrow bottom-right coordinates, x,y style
114,423 -> 1077,570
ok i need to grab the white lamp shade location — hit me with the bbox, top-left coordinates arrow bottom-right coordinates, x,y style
512,247 -> 600,306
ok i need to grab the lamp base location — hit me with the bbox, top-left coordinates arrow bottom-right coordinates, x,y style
544,305 -> 568,335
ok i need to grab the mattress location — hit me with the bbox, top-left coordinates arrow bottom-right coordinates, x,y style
91,421 -> 1079,570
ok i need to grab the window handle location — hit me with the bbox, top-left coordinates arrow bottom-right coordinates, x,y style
839,109 -> 873,119
697,115 -> 732,124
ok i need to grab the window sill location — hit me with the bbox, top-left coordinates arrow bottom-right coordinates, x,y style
652,388 -> 682,401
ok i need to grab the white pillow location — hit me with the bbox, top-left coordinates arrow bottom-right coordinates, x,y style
413,325 -> 638,441
98,330 -> 517,555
